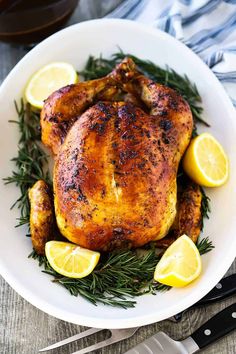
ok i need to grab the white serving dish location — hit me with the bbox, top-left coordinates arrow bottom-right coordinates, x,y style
0,19 -> 235,329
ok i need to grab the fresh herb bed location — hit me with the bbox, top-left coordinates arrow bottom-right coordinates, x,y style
4,53 -> 213,308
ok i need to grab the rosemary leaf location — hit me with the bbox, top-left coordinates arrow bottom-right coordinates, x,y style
152,283 -> 171,292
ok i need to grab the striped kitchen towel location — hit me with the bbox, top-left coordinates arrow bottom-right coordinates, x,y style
106,0 -> 236,105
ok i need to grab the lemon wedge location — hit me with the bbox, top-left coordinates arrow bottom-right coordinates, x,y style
25,62 -> 78,109
154,235 -> 202,287
183,132 -> 229,187
45,241 -> 100,278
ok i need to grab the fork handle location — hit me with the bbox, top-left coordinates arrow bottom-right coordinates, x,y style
191,303 -> 236,349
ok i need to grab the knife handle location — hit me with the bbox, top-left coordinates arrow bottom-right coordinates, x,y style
191,303 -> 236,349
196,274 -> 236,305
174,274 -> 236,322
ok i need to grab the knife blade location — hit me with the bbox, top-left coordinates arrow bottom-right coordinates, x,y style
124,303 -> 236,353
172,273 -> 236,322
124,331 -> 198,354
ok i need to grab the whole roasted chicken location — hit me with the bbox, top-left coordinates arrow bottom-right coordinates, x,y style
38,58 -> 196,252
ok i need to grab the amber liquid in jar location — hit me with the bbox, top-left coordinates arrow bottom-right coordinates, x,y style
0,0 -> 78,43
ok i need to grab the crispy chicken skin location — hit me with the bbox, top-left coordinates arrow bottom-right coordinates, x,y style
52,58 -> 193,251
155,179 -> 203,248
29,180 -> 54,255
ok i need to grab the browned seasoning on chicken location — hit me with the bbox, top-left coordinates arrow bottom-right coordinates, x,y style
28,180 -> 54,255
40,57 -> 193,252
41,77 -> 119,156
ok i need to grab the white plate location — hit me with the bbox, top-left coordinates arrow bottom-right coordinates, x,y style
0,19 -> 236,329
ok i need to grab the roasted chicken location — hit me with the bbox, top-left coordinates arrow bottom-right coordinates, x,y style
40,58 -> 194,251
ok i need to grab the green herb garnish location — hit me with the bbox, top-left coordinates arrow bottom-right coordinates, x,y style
3,100 -> 50,227
200,187 -> 211,224
28,236 -> 212,307
29,249 -> 161,308
196,237 -> 214,255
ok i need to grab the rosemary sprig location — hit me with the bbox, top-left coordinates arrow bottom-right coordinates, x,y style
197,237 -> 214,255
80,52 -> 209,129
29,249 -> 161,308
3,100 -> 50,227
200,187 -> 211,221
28,236 -> 213,307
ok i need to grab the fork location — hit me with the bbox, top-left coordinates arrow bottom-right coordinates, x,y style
39,326 -> 139,354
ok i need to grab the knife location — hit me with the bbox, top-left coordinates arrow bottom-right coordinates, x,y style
125,303 -> 236,353
172,273 -> 236,322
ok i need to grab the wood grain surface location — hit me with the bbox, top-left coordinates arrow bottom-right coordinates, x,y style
0,2 -> 236,352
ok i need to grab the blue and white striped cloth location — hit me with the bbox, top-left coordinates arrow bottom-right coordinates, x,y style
106,0 -> 236,105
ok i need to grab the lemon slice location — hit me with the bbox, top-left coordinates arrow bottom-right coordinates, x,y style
183,133 -> 229,187
154,235 -> 202,287
25,62 -> 78,109
45,241 -> 100,278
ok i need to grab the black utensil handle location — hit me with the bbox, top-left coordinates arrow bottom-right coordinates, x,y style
191,303 -> 236,349
197,274 -> 236,305
174,274 -> 236,322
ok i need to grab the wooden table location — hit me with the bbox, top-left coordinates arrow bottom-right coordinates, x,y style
0,2 -> 236,353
